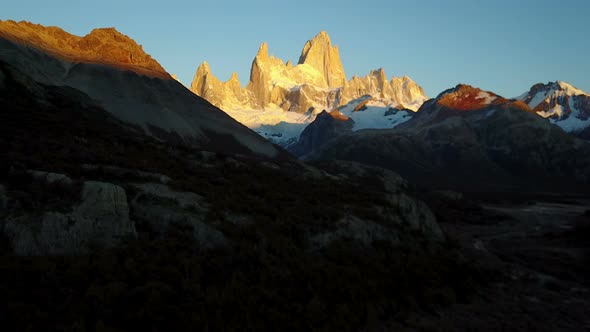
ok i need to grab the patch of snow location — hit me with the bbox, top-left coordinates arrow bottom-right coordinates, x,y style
476,91 -> 497,104
254,122 -> 310,147
557,81 -> 588,96
523,81 -> 589,110
546,97 -> 589,132
338,99 -> 413,131
218,91 -> 424,146
221,105 -> 319,146
528,89 -> 553,109
537,104 -> 565,119
403,96 -> 428,112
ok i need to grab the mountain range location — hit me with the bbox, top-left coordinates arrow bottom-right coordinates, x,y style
2,19 -> 588,193
189,31 -> 427,147
304,84 -> 590,192
1,19 -> 590,331
188,30 -> 590,150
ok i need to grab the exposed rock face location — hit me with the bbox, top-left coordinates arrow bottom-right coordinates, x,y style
297,31 -> 347,88
0,20 -> 285,159
340,69 -> 426,107
190,31 -> 427,115
4,180 -> 136,255
246,42 -> 272,108
518,81 -> 590,139
307,84 -> 590,193
387,193 -> 443,240
191,61 -> 250,109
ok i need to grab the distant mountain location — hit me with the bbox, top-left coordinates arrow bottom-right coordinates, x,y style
287,110 -> 353,157
288,96 -> 413,156
190,31 -> 427,146
0,20 -> 285,158
307,84 -> 590,193
518,81 -> 590,139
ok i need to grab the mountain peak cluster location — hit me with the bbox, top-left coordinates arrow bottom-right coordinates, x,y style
190,31 -> 426,115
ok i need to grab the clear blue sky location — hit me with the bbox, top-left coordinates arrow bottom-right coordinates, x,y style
2,0 -> 589,97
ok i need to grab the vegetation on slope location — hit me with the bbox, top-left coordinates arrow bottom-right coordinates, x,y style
0,62 -> 491,331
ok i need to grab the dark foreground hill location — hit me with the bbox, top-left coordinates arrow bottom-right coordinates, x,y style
0,57 -> 489,331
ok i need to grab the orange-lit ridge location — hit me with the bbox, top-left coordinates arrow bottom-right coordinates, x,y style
0,20 -> 169,78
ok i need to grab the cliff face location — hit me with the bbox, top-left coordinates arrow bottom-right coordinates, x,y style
340,69 -> 426,107
190,31 -> 427,115
297,31 -> 347,88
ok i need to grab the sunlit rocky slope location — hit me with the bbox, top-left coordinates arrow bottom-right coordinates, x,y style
0,20 -> 285,158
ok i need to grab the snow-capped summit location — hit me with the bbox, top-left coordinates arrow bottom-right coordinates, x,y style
189,31 -> 427,147
518,81 -> 590,138
409,84 -> 530,125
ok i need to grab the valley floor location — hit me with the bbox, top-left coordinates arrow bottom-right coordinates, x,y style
419,195 -> 590,331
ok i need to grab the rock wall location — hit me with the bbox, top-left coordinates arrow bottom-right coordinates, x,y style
4,180 -> 136,255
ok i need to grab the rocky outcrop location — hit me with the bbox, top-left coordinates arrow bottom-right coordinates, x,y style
191,62 -> 252,109
310,192 -> 444,245
246,42 -> 273,108
306,161 -> 444,250
190,31 -> 427,115
387,193 -> 443,240
4,180 -> 136,255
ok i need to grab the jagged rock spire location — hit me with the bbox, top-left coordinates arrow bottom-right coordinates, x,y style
297,31 -> 347,88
